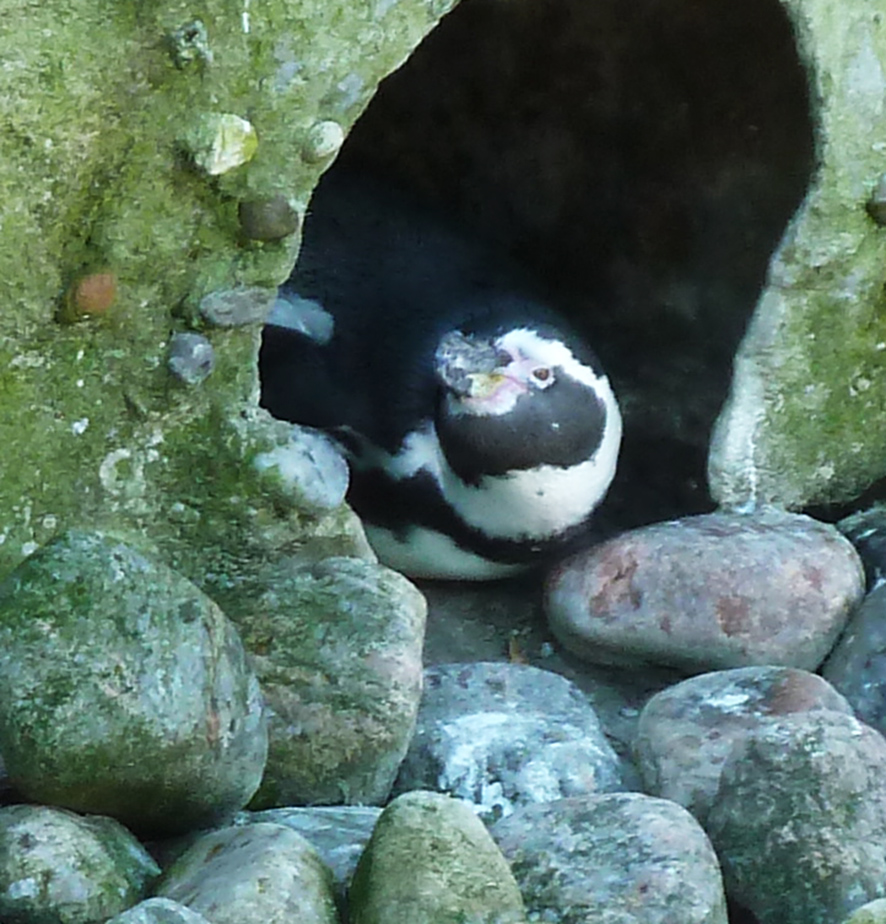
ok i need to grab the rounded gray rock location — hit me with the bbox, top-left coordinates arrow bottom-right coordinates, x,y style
634,666 -> 854,824
844,898 -> 886,923
252,424 -> 349,513
395,661 -> 624,821
349,791 -> 527,924
822,583 -> 886,735
243,557 -> 426,808
156,822 -> 337,924
545,509 -> 863,672
0,804 -> 159,924
197,286 -> 276,327
0,530 -> 267,836
239,805 -> 381,898
107,898 -> 211,923
706,711 -> 886,924
491,793 -> 727,924
167,332 -> 215,385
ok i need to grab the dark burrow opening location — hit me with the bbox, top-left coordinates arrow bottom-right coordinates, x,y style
304,0 -> 816,535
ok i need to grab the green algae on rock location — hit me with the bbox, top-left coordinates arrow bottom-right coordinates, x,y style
0,530 -> 267,837
0,0 -> 455,637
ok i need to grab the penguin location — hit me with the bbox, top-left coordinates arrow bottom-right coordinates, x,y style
259,169 -> 622,580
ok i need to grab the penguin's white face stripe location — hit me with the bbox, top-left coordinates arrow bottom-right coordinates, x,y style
352,371 -> 622,542
496,328 -> 601,390
448,327 -> 606,419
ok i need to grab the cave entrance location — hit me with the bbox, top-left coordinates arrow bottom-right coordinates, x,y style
313,0 -> 816,531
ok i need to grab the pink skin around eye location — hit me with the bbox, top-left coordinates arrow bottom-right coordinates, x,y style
502,353 -> 551,387
458,352 -> 549,416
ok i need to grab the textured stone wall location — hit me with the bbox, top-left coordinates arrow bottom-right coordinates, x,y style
0,0 -> 454,605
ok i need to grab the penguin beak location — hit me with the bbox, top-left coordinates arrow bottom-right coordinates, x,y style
464,370 -> 509,399
435,330 -> 507,398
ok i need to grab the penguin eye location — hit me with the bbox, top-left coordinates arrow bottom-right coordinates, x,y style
532,367 -> 552,383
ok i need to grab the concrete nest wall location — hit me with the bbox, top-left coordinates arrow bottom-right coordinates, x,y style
0,0 -> 455,604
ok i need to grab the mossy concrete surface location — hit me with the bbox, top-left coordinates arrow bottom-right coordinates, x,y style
0,0 -> 454,605
709,0 -> 886,509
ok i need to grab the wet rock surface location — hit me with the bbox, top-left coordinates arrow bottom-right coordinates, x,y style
706,711 -> 886,924
491,792 -> 727,924
0,530 -> 267,837
545,509 -> 864,672
394,661 -> 625,821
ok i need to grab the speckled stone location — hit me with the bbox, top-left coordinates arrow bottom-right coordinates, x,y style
243,557 -> 426,808
0,804 -> 159,924
634,666 -> 854,824
545,510 -> 864,673
492,793 -> 727,924
706,711 -> 886,924
394,662 -> 624,822
349,791 -> 527,924
156,823 -> 337,924
0,530 -> 267,836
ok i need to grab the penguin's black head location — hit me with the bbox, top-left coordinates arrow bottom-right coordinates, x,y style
434,326 -> 622,487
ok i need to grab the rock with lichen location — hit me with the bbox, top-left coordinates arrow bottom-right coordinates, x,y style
156,823 -> 338,924
349,791 -> 528,924
709,0 -> 886,508
0,529 -> 267,837
0,804 -> 160,924
244,557 -> 427,809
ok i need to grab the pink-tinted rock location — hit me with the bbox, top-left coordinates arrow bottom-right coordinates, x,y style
545,510 -> 863,673
633,666 -> 854,825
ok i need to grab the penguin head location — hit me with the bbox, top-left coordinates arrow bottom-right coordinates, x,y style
434,326 -> 622,487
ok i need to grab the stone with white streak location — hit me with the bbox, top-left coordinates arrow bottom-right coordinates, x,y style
394,662 -> 625,822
